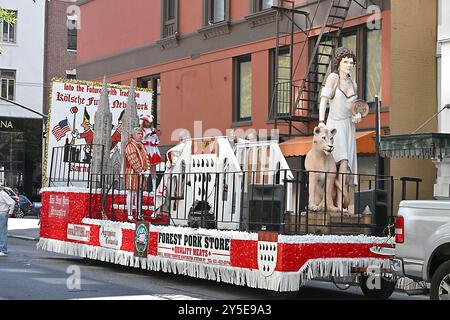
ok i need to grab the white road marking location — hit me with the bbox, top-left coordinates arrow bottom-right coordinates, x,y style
34,278 -> 102,285
0,268 -> 46,274
71,294 -> 200,300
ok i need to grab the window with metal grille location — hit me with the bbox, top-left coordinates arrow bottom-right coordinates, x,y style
162,0 -> 178,38
269,46 -> 291,118
0,70 -> 16,101
1,10 -> 17,43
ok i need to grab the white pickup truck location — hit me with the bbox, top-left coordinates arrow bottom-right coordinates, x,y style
391,200 -> 450,300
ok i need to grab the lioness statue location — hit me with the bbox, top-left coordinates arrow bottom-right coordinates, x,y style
305,126 -> 349,213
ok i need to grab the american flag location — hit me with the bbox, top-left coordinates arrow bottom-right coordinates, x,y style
52,119 -> 70,141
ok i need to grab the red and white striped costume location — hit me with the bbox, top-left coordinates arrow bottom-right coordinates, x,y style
124,138 -> 149,190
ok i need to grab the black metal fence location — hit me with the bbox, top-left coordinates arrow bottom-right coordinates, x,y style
46,144 -> 423,236
48,144 -> 103,187
88,173 -> 161,223
87,168 -> 423,236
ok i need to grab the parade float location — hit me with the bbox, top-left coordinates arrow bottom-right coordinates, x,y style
36,78 -> 419,299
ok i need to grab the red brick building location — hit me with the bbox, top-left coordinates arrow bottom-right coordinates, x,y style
44,0 -> 78,115
76,0 -> 438,200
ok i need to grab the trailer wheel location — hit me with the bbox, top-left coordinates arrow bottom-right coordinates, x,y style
430,260 -> 450,300
359,275 -> 396,300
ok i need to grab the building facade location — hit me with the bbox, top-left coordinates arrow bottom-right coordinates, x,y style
76,0 -> 438,200
0,0 -> 45,199
43,0 -> 78,116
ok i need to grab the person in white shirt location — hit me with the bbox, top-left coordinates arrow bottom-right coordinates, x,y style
0,184 -> 16,256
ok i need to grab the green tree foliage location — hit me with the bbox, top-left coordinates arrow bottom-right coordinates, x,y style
0,8 -> 17,54
0,8 -> 16,24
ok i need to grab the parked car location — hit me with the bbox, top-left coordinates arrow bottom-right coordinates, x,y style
2,187 -> 20,218
19,195 -> 35,217
32,202 -> 41,218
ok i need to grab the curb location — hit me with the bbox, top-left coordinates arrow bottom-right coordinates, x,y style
8,234 -> 40,241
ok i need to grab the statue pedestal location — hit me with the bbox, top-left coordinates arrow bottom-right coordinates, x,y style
286,211 -> 372,235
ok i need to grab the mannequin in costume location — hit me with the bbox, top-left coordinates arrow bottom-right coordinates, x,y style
140,114 -> 161,192
318,47 -> 362,209
124,127 -> 150,221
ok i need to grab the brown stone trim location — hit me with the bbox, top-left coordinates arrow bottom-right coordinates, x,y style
156,34 -> 180,50
245,9 -> 280,28
231,120 -> 253,127
198,21 -> 231,39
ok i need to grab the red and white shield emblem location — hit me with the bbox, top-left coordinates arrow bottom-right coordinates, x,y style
257,232 -> 278,277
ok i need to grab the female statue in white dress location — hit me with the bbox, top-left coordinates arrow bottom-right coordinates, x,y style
318,47 -> 362,209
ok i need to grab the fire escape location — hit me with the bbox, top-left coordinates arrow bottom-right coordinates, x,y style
270,0 -> 353,138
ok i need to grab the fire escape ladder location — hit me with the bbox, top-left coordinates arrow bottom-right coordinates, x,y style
294,0 -> 352,124
270,0 -> 353,138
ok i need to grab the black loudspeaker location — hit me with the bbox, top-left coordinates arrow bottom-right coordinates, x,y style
188,201 -> 217,229
244,184 -> 285,232
354,189 -> 388,236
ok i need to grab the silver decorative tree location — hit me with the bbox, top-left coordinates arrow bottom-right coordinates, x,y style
91,76 -> 113,176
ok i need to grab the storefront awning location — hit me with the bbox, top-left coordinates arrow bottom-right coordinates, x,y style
280,130 -> 377,157
380,133 -> 450,159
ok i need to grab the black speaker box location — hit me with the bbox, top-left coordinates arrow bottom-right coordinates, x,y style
243,184 -> 285,232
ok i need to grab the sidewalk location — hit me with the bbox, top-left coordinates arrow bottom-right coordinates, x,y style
7,217 -> 40,241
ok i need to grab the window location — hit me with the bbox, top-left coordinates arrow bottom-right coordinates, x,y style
1,10 -> 17,43
252,0 -> 277,12
365,29 -> 382,103
340,32 -> 357,80
66,73 -> 76,80
67,17 -> 77,51
137,75 -> 161,131
161,0 -> 178,38
310,23 -> 382,109
0,69 -> 16,101
205,0 -> 229,25
167,0 -> 176,20
234,55 -> 252,122
269,47 -> 291,117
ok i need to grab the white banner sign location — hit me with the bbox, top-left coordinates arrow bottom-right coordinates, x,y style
157,231 -> 231,266
99,224 -> 123,250
67,224 -> 91,242
48,194 -> 70,218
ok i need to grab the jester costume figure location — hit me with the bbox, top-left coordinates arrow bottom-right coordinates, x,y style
124,135 -> 150,221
